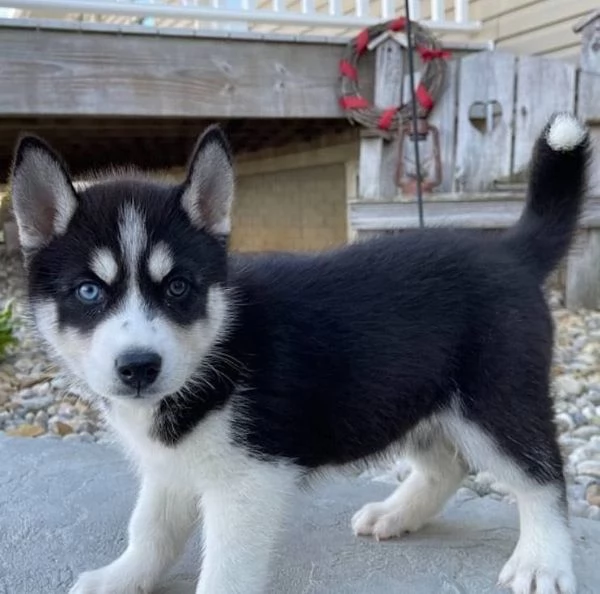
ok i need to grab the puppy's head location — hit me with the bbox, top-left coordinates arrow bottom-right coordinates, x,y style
10,126 -> 234,403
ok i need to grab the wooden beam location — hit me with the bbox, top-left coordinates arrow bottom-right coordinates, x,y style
349,198 -> 600,231
357,39 -> 404,201
566,230 -> 600,310
0,27 -> 363,119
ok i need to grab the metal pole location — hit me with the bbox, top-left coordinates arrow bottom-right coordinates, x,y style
403,0 -> 425,228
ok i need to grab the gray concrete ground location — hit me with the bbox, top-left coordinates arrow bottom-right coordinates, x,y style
1,434 -> 600,594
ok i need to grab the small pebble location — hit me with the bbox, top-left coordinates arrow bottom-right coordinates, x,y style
34,410 -> 48,427
586,483 -> 600,507
577,460 -> 600,479
555,375 -> 583,398
555,413 -> 575,433
588,505 -> 600,521
573,425 -> 600,439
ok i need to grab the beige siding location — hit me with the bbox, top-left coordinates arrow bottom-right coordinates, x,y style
229,140 -> 357,253
231,163 -> 349,252
470,0 -> 595,62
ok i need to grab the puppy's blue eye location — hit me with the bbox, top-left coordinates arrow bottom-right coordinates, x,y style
166,278 -> 189,298
76,282 -> 103,304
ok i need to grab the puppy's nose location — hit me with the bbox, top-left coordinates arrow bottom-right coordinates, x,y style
116,351 -> 162,390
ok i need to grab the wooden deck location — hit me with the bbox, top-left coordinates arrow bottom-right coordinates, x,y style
0,19 -> 369,176
0,19 -> 362,120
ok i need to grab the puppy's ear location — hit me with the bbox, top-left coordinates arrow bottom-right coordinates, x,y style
10,135 -> 78,254
180,125 -> 234,237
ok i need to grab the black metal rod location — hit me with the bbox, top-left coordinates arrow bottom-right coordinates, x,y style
403,0 -> 425,228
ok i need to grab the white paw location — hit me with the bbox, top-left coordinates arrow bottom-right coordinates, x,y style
69,566 -> 149,594
498,549 -> 577,594
351,501 -> 424,540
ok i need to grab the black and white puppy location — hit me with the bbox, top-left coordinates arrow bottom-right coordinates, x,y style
10,112 -> 589,594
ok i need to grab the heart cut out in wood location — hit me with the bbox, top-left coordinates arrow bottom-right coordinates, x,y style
468,100 -> 503,133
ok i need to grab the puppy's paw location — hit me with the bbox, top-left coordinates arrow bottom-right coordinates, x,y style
351,501 -> 389,536
352,501 -> 424,540
69,566 -> 149,594
498,548 -> 576,594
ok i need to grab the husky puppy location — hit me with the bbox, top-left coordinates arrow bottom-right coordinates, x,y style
10,112 -> 589,594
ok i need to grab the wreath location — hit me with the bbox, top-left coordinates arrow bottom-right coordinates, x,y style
339,18 -> 449,132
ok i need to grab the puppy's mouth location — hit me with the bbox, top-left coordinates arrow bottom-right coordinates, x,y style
101,383 -> 178,402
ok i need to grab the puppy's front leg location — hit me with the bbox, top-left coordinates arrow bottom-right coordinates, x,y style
70,475 -> 198,594
196,465 -> 297,594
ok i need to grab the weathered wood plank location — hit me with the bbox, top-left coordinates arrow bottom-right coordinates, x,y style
358,39 -> 404,201
349,199 -> 600,231
566,230 -> 600,310
513,55 -> 576,176
428,59 -> 459,193
0,27 -> 362,118
454,52 -> 517,192
578,12 -> 600,73
577,71 -> 600,196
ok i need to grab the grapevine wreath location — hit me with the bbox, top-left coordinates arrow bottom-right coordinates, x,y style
339,17 -> 449,132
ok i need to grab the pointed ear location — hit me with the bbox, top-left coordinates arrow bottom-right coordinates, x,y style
180,125 -> 234,237
10,135 -> 78,254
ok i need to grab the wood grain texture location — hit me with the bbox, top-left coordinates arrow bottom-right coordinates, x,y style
349,199 -> 600,231
0,27 -> 363,118
428,58 -> 459,193
577,71 -> 600,196
580,21 -> 600,73
358,39 -> 404,201
455,51 -> 516,192
566,230 -> 600,310
513,55 -> 576,175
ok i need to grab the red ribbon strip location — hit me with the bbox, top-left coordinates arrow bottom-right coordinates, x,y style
415,83 -> 434,110
378,107 -> 398,130
339,60 -> 358,81
388,17 -> 406,32
355,28 -> 370,55
417,46 -> 452,62
339,96 -> 370,110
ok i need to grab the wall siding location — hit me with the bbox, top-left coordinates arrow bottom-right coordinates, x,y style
231,163 -> 349,252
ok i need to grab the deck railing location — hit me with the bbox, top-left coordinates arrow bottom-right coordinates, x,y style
1,0 -> 481,34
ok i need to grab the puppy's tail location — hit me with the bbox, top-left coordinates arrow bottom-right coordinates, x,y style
504,112 -> 590,281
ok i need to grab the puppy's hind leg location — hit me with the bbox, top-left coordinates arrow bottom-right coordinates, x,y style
352,428 -> 467,541
443,401 -> 575,594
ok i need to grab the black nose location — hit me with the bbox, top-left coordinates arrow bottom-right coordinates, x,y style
116,352 -> 162,390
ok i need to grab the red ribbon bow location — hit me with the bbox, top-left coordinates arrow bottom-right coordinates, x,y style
417,47 -> 452,62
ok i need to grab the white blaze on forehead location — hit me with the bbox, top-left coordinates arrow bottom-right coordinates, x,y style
147,242 -> 174,283
118,204 -> 147,279
90,247 -> 119,285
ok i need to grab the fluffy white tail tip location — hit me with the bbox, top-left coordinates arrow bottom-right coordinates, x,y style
546,113 -> 587,152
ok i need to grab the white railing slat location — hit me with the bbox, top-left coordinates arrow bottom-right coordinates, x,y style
328,0 -> 340,17
301,0 -> 314,15
380,0 -> 393,20
430,0 -> 443,21
355,0 -> 369,19
408,0 -> 420,21
455,0 -> 468,23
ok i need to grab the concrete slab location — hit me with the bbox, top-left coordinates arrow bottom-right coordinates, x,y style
1,434 -> 599,594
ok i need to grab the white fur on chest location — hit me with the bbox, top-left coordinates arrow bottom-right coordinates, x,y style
104,400 -> 252,490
